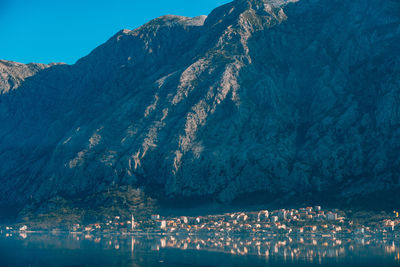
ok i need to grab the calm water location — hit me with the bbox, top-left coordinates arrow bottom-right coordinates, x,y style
0,233 -> 400,266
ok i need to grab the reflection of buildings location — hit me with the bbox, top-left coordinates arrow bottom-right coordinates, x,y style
4,232 -> 400,264
141,235 -> 399,264
86,234 -> 398,264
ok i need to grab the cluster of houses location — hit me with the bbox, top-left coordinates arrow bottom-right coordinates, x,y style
2,206 -> 400,238
57,206 -> 400,238
145,206 -> 351,236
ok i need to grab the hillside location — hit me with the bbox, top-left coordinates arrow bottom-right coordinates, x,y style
0,0 -> 399,221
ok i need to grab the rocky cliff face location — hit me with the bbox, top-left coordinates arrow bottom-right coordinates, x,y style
0,60 -> 57,94
0,0 -> 399,219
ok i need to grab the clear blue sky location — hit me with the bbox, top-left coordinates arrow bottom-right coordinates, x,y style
0,0 -> 231,64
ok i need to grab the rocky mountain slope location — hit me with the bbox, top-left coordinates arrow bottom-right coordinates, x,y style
0,60 -> 57,94
0,0 -> 399,220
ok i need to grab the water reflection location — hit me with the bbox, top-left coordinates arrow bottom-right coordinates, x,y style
1,232 -> 400,266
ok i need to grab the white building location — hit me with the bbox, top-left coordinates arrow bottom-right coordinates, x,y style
157,220 -> 167,229
72,224 -> 80,232
278,210 -> 287,220
258,210 -> 269,222
151,214 -> 160,220
237,213 -> 248,222
181,216 -> 188,224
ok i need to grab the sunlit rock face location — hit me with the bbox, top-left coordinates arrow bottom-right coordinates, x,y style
0,60 -> 57,94
0,0 -> 399,217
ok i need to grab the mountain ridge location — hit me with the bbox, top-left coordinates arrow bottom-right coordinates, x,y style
0,60 -> 61,94
0,0 -> 399,221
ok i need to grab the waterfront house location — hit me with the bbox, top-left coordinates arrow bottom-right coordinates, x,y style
278,210 -> 287,221
72,224 -> 80,232
257,210 -> 269,222
237,213 -> 248,222
157,220 -> 167,229
304,225 -> 317,232
384,225 -> 394,232
181,216 -> 188,224
151,214 -> 160,220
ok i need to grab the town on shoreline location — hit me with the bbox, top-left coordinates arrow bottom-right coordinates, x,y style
3,206 -> 400,239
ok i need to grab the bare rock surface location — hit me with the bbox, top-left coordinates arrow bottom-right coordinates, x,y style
0,60 -> 57,94
0,0 -> 399,219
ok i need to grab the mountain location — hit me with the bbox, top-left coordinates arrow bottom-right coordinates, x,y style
0,60 -> 58,94
0,0 -> 399,222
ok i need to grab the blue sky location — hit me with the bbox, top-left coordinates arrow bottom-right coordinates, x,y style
0,0 -> 231,64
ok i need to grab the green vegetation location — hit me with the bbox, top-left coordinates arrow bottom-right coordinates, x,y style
346,210 -> 391,228
18,186 -> 157,230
